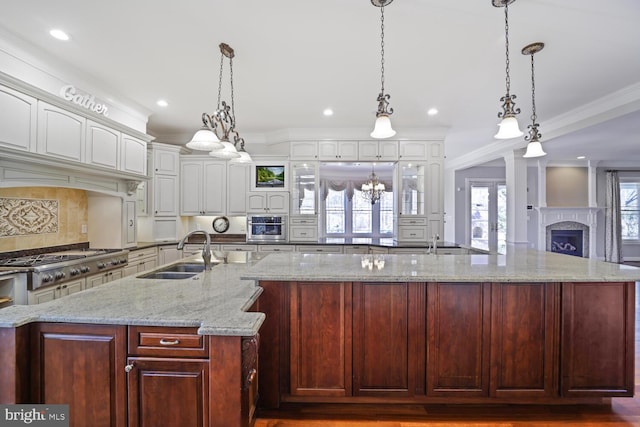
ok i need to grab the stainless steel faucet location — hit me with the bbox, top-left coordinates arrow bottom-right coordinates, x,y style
177,230 -> 212,270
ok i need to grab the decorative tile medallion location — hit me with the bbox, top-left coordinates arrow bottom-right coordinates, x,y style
0,198 -> 59,236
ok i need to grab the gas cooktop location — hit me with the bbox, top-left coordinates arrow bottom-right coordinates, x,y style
0,249 -> 117,267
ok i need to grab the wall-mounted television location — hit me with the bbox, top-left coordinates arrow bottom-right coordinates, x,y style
255,165 -> 286,189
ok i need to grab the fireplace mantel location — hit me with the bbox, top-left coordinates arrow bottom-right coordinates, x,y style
535,207 -> 603,258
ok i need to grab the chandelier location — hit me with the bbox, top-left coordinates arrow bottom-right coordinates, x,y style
361,165 -> 386,205
522,42 -> 547,158
370,0 -> 396,139
186,43 -> 252,163
493,0 -> 523,139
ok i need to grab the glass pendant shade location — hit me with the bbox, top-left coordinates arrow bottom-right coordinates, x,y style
370,114 -> 396,139
523,140 -> 546,158
229,149 -> 253,164
494,116 -> 523,139
186,127 -> 224,151
209,141 -> 241,159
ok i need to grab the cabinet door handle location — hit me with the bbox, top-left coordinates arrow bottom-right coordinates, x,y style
124,363 -> 135,373
159,338 -> 180,346
246,368 -> 257,385
129,220 -> 134,226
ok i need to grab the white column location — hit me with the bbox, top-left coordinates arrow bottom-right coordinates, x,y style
503,149 -> 529,247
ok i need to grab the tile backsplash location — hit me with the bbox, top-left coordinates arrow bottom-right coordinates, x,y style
0,187 -> 88,253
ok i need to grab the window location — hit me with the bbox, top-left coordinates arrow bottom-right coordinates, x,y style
324,187 -> 393,238
620,181 -> 640,240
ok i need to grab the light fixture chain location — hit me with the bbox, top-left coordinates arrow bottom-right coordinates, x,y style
504,2 -> 511,95
530,53 -> 536,122
230,56 -> 236,123
217,51 -> 224,110
380,3 -> 385,94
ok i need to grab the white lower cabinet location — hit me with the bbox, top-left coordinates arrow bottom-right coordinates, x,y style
85,268 -> 124,289
28,278 -> 85,305
295,245 -> 343,254
124,247 -> 158,277
289,216 -> 318,242
158,245 -> 181,265
258,245 -> 295,253
220,244 -> 258,252
343,245 -> 370,254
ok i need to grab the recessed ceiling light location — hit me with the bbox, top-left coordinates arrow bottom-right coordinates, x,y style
427,108 -> 438,116
49,29 -> 70,41
577,156 -> 586,160
157,99 -> 169,107
323,108 -> 333,116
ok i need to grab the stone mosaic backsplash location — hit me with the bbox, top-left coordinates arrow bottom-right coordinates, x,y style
0,188 -> 88,253
0,198 -> 59,236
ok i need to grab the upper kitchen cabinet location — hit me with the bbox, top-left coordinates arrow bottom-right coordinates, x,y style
37,101 -> 85,162
227,162 -> 249,215
290,141 -> 318,160
290,162 -> 318,215
398,141 -> 429,160
358,140 -> 399,161
153,146 -> 180,175
0,84 -> 37,152
121,134 -> 147,175
247,191 -> 289,214
318,140 -> 358,161
86,120 -> 120,170
180,158 -> 227,216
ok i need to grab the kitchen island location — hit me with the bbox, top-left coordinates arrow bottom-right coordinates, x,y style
0,249 -> 639,426
240,250 -> 640,408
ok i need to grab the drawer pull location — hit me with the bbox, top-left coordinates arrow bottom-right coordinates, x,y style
159,338 -> 180,346
124,363 -> 134,373
246,368 -> 257,385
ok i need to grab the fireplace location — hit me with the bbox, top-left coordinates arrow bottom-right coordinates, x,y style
550,229 -> 583,257
538,208 -> 599,259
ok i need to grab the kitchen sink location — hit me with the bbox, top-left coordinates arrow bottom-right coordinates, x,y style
136,262 -> 216,280
137,271 -> 199,280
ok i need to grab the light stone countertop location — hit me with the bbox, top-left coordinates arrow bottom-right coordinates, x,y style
241,250 -> 640,283
0,254 -> 266,335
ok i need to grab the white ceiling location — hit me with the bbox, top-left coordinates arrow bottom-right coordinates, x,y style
1,0 -> 639,167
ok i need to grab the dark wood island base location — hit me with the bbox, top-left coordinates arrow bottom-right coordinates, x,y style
257,280 -> 635,409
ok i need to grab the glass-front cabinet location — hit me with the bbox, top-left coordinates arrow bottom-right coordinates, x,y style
398,162 -> 425,216
289,162 -> 319,242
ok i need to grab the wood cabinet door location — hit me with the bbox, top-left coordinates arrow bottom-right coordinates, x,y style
561,282 -> 635,397
289,281 -> 353,397
427,282 -> 491,397
127,358 -> 209,427
352,282 -> 425,397
31,323 -> 127,427
490,282 -> 559,398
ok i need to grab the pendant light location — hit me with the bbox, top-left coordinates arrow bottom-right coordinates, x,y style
186,43 -> 252,162
493,0 -> 523,139
370,0 -> 396,139
522,42 -> 546,158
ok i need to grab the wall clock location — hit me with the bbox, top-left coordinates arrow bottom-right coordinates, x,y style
212,216 -> 230,233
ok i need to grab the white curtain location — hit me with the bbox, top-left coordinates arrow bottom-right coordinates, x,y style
604,171 -> 622,263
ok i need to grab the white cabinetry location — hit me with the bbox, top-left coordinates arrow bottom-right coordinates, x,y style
426,141 -> 444,238
88,197 -> 137,248
86,120 -> 119,170
0,84 -> 37,152
124,247 -> 158,277
180,159 -> 226,216
227,163 -> 249,215
85,268 -> 124,289
289,216 -> 318,242
398,141 -> 429,160
120,134 -> 147,175
37,101 -> 85,162
295,245 -> 343,253
318,140 -> 358,161
28,278 -> 85,305
289,141 -> 318,160
247,191 -> 289,213
158,245 -> 181,265
358,140 -> 398,161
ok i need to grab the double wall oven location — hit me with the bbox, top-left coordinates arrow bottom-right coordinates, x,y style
0,248 -> 129,306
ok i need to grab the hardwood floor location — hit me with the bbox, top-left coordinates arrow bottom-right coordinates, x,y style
254,282 -> 640,427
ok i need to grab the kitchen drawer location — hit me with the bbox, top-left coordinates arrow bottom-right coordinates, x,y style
295,245 -> 343,254
128,326 -> 208,358
220,244 -> 258,252
128,246 -> 158,261
258,244 -> 295,253
290,226 -> 318,241
290,216 -> 318,225
398,216 -> 427,226
397,226 -> 427,241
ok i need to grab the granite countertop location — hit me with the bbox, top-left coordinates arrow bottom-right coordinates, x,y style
241,250 -> 640,283
0,253 -> 267,335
